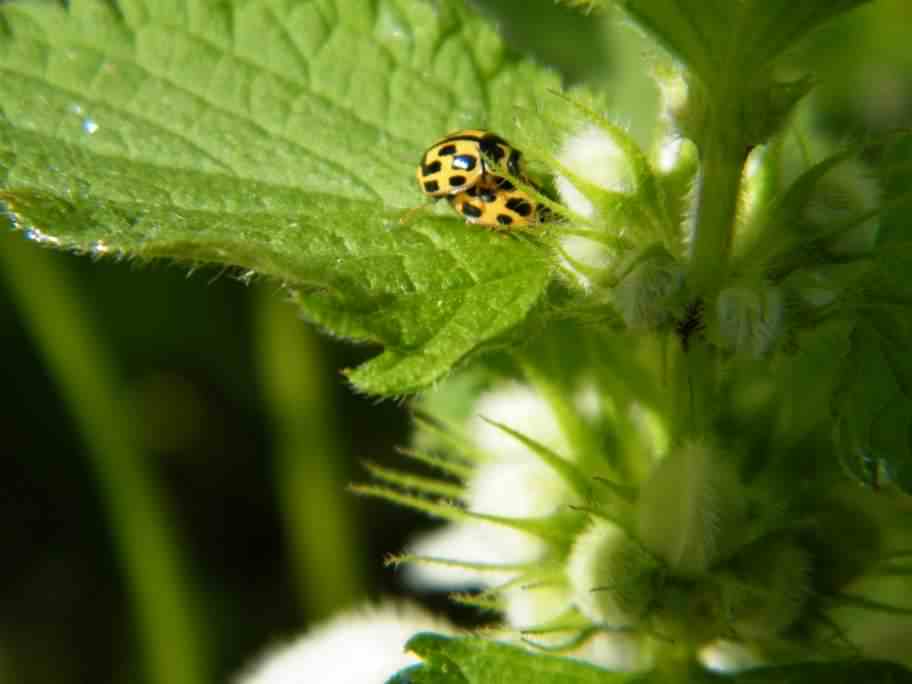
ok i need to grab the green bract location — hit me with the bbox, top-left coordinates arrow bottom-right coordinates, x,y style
392,633 -> 912,684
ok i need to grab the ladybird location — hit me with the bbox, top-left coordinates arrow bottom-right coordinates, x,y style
447,175 -> 544,229
416,129 -> 523,198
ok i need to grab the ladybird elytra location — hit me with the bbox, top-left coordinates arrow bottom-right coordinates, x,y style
447,174 -> 544,229
416,129 -> 523,199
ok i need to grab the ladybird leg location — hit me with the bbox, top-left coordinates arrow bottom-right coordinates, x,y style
398,198 -> 437,225
488,225 -> 511,238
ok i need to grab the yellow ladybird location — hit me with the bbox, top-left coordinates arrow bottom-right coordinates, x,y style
416,129 -> 522,198
447,175 -> 544,229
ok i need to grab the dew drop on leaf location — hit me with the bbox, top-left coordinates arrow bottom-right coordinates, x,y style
376,7 -> 410,42
25,227 -> 62,246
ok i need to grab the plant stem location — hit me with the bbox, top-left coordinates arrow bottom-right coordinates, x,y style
0,236 -> 209,684
668,336 -> 717,442
255,287 -> 365,620
672,106 -> 746,442
689,112 -> 748,295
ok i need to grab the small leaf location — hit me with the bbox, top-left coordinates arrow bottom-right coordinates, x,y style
387,662 -> 467,684
637,441 -> 743,574
389,636 -> 912,684
335,244 -> 553,394
734,0 -> 875,72
0,0 -> 562,395
619,0 -> 717,85
392,632 -> 640,684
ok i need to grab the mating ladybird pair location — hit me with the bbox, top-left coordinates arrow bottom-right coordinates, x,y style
416,129 -> 545,228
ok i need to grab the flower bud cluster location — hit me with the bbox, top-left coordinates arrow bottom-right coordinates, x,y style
383,394 -> 906,670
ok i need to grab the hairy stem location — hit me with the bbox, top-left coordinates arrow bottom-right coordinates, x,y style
668,336 -> 717,441
688,111 -> 749,294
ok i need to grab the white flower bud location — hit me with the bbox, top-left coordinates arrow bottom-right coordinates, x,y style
614,252 -> 684,331
637,442 -> 743,575
556,125 -> 636,220
405,383 -> 578,590
567,520 -> 658,627
712,283 -> 784,358
470,383 -> 568,459
236,603 -> 453,684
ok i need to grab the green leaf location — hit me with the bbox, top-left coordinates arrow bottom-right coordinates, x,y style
834,310 -> 912,491
388,634 -> 912,684
387,663 -> 467,684
619,0 -> 718,83
1,183 -> 553,396
826,241 -> 912,489
0,0 -> 561,395
618,0 -> 872,85
330,235 -> 552,395
771,320 -> 854,445
476,0 -> 612,86
878,136 -> 912,247
391,634 -> 912,684
723,659 -> 912,683
389,633 -> 640,684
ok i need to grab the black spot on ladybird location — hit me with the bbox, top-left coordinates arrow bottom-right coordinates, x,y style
462,202 -> 483,218
422,160 -> 441,175
497,214 -> 513,225
451,154 -> 477,171
449,175 -> 467,187
437,144 -> 457,156
466,186 -> 479,197
506,197 -> 532,216
423,180 -> 439,193
480,188 -> 497,203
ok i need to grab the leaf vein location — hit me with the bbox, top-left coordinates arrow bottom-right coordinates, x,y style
12,38 -> 385,198
0,66 -> 236,175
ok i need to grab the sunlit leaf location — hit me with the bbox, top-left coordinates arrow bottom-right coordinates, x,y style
0,0 -> 562,395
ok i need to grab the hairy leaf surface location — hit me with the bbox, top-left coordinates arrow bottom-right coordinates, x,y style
0,0 -> 559,394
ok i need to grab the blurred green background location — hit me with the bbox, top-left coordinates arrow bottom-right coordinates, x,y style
0,1 -> 910,682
